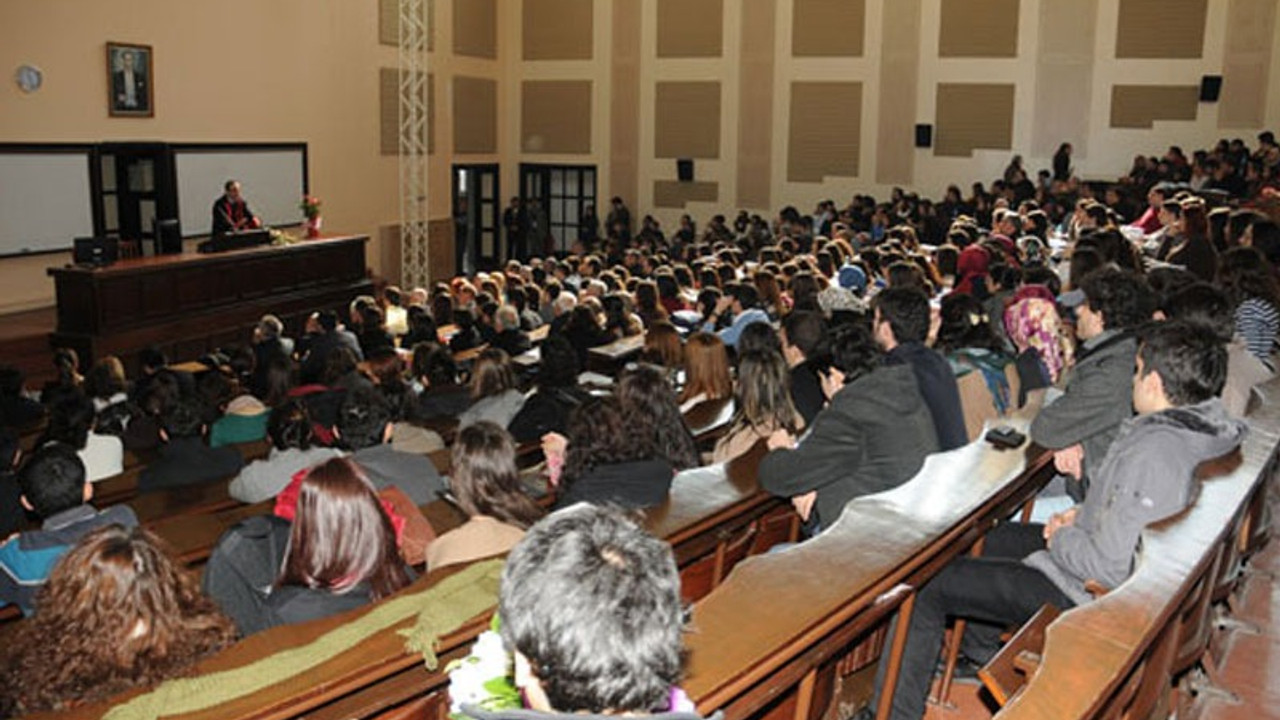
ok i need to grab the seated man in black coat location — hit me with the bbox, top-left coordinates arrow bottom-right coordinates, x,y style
759,323 -> 939,536
780,310 -> 829,428
490,305 -> 532,358
872,288 -> 968,451
140,396 -> 244,491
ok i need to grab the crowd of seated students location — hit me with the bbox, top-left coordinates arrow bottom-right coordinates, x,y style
0,132 -> 1277,716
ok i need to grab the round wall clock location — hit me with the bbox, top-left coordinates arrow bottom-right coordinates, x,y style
15,64 -> 43,93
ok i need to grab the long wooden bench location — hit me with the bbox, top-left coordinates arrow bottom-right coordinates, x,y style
31,441 -> 789,720
992,386 -> 1280,719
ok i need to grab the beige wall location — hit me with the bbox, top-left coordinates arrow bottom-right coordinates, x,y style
5,0 -> 1280,311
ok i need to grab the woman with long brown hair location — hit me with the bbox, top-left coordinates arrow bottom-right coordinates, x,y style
678,332 -> 733,411
427,422 -> 544,571
641,320 -> 685,372
0,525 -> 235,716
713,350 -> 803,464
1164,198 -> 1219,282
457,348 -> 525,430
270,457 -> 412,626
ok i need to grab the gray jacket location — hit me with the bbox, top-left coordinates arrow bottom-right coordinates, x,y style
1026,398 -> 1247,606
229,446 -> 346,504
1030,330 -> 1137,491
458,389 -> 527,431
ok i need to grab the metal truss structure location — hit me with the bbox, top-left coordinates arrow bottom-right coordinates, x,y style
398,0 -> 430,287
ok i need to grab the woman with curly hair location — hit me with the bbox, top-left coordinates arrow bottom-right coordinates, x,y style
548,396 -> 675,510
616,363 -> 700,471
0,525 -> 235,716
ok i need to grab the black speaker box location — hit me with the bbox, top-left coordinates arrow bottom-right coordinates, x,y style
915,124 -> 933,148
1200,75 -> 1222,103
677,158 -> 694,182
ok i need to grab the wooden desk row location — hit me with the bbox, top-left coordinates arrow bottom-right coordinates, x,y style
42,432 -> 791,720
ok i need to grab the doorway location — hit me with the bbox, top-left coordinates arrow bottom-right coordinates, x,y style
518,164 -> 597,254
451,164 -> 500,275
97,143 -> 176,255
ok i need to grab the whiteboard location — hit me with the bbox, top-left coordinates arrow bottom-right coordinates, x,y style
175,148 -> 306,236
0,152 -> 95,256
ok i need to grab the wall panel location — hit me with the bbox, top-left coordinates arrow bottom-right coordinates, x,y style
938,0 -> 1020,57
738,0 -> 776,208
792,0 -> 865,57
656,0 -> 724,57
1110,85 -> 1200,128
1220,0 -> 1278,128
1116,0 -> 1207,58
935,83 -> 1016,157
611,0 -> 642,204
453,0 -> 497,58
654,180 -> 719,208
523,0 -> 593,60
788,82 -> 862,182
522,81 -> 592,154
655,82 -> 723,159
453,76 -> 498,153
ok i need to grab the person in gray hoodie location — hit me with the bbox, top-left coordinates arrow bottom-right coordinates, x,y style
1030,267 -> 1156,500
462,504 -> 719,720
872,320 -> 1248,720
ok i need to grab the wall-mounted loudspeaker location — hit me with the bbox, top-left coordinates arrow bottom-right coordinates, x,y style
677,158 -> 694,182
1200,75 -> 1222,103
915,124 -> 933,148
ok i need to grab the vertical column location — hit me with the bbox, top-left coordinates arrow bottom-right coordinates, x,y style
1220,0 -> 1277,128
736,0 -> 775,210
1032,0 -> 1098,158
875,0 -> 921,186
610,0 -> 642,206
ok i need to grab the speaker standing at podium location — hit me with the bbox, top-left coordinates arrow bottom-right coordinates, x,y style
211,180 -> 261,235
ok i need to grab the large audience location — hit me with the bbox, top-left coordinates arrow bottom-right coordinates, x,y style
0,132 -> 1278,718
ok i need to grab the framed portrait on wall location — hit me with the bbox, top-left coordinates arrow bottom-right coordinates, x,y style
106,42 -> 153,117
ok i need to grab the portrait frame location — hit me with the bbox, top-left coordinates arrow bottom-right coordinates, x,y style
106,42 -> 154,117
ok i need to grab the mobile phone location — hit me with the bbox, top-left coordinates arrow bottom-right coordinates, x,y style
985,426 -> 1027,450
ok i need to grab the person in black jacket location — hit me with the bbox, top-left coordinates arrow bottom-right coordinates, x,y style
509,336 -> 591,443
872,288 -> 968,451
758,323 -> 938,536
551,397 -> 674,510
139,396 -> 244,492
490,305 -> 532,358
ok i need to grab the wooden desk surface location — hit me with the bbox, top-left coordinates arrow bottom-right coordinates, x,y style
46,235 -> 368,278
589,334 -> 645,360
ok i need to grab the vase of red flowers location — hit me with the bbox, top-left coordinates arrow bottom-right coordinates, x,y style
300,196 -> 323,238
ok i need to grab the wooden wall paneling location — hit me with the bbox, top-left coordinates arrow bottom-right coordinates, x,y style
427,218 -> 455,283
381,69 -> 433,156
522,81 -> 593,154
655,82 -> 723,159
381,0 -> 434,51
453,76 -> 498,154
1110,85 -> 1201,128
657,0 -> 724,58
934,83 -> 1016,157
523,0 -> 593,60
788,82 -> 862,182
1115,0 -> 1208,58
938,0 -> 1020,57
792,0 -> 865,57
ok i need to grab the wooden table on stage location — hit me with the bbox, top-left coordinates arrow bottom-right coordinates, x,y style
48,235 -> 373,372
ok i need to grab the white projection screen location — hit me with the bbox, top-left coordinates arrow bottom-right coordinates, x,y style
0,150 -> 95,256
174,146 -> 307,236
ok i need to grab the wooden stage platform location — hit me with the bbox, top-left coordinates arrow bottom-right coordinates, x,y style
0,306 -> 57,386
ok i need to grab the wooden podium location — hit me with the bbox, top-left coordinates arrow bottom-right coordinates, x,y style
48,235 -> 373,373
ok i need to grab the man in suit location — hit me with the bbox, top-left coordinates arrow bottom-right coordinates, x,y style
211,180 -> 261,236
112,49 -> 148,113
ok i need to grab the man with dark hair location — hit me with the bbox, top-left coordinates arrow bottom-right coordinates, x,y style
0,443 -> 137,614
703,282 -> 770,350
299,309 -> 364,384
1031,267 -> 1155,499
211,179 -> 260,236
466,504 -> 710,720
229,401 -> 345,504
139,395 -> 244,491
337,386 -> 444,506
509,335 -> 591,443
759,323 -> 938,537
1163,282 -> 1271,417
781,311 -> 829,427
414,343 -> 472,420
873,320 -> 1247,720
871,288 -> 967,451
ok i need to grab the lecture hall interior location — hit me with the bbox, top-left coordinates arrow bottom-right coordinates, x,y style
2,1 -> 1280,720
